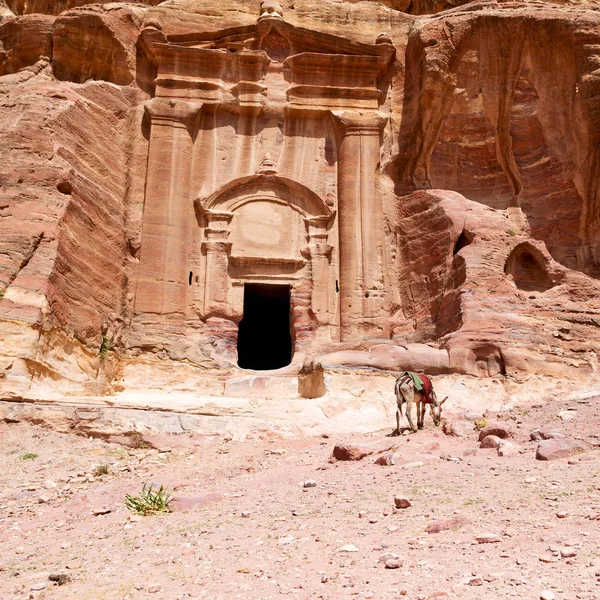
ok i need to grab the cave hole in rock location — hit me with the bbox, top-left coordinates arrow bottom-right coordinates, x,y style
237,283 -> 292,370
453,230 -> 474,255
504,244 -> 554,292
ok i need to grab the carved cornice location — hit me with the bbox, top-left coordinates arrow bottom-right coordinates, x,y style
229,255 -> 306,270
139,19 -> 395,110
144,98 -> 203,126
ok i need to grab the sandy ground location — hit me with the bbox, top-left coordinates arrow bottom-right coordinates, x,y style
1,392 -> 599,600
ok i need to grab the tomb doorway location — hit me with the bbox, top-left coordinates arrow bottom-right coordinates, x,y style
237,283 -> 292,370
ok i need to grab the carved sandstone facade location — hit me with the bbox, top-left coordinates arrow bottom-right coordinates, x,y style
2,0 -> 600,399
134,8 -> 395,363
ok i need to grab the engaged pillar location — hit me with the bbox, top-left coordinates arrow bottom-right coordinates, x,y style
333,111 -> 387,340
135,99 -> 201,315
306,216 -> 333,327
201,210 -> 234,316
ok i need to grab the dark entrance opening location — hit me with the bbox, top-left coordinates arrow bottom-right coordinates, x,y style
237,283 -> 292,370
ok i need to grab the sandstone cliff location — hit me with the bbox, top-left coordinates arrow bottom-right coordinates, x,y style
0,0 -> 599,399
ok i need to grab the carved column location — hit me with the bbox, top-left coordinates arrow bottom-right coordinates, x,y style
135,99 -> 201,315
333,111 -> 386,340
201,210 -> 233,316
306,216 -> 332,327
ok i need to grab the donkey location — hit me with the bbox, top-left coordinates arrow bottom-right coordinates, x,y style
392,372 -> 447,435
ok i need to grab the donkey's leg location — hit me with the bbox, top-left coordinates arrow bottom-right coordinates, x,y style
391,381 -> 402,436
392,408 -> 400,436
401,383 -> 417,432
418,399 -> 426,429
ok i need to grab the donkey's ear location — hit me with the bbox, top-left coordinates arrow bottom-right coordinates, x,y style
439,396 -> 448,406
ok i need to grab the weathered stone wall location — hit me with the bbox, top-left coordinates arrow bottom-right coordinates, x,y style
0,0 -> 599,398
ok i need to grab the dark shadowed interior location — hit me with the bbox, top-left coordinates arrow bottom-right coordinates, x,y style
237,283 -> 292,370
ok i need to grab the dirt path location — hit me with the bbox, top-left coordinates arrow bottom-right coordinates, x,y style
1,393 -> 599,600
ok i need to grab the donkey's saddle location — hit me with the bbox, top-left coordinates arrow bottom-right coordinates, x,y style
401,371 -> 435,404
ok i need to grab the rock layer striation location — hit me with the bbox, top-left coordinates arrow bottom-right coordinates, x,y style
1,0 -> 599,399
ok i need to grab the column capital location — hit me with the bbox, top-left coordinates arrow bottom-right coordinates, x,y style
312,242 -> 334,259
305,214 -> 332,234
330,110 -> 387,135
201,240 -> 232,254
144,98 -> 203,126
201,208 -> 234,226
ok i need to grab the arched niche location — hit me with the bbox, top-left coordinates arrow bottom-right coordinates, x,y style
504,242 -> 558,293
197,174 -> 333,220
195,175 -> 335,327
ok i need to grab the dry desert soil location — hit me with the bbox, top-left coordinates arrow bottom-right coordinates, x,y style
1,393 -> 600,600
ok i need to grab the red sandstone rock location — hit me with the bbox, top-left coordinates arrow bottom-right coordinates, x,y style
332,441 -> 397,462
530,427 -> 566,441
480,435 -> 501,449
478,425 -> 514,442
0,14 -> 54,76
52,6 -> 141,85
536,438 -> 592,461
426,515 -> 469,534
442,420 -> 474,438
497,440 -> 520,457
4,0 -> 163,15
0,0 -> 600,400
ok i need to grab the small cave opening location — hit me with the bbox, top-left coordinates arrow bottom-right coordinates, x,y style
237,283 -> 293,370
453,230 -> 473,255
505,244 -> 554,292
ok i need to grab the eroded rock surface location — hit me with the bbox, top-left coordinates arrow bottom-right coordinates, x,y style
0,0 -> 599,399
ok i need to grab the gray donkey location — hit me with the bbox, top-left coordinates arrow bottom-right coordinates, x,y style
392,372 -> 447,435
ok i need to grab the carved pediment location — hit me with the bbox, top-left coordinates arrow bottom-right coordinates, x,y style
197,175 -> 334,220
139,13 -> 394,110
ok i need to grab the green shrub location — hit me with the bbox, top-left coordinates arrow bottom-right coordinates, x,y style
99,334 -> 110,359
125,484 -> 174,516
93,463 -> 110,476
20,452 -> 38,460
474,418 -> 488,430
129,431 -> 150,449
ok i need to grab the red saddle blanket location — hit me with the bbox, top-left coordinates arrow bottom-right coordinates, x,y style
402,371 -> 435,404
419,373 -> 434,404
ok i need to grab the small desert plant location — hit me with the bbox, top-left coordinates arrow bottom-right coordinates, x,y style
99,334 -> 110,359
507,229 -> 516,237
129,431 -> 150,449
474,418 -> 488,430
93,463 -> 110,476
125,483 -> 174,516
20,452 -> 38,460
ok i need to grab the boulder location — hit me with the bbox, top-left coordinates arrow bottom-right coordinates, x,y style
478,424 -> 514,442
530,427 -> 566,441
332,441 -> 397,462
480,435 -> 501,449
0,14 -> 54,76
536,438 -> 592,461
443,419 -> 474,437
374,451 -> 397,466
52,6 -> 141,85
497,440 -> 520,457
426,515 -> 469,534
